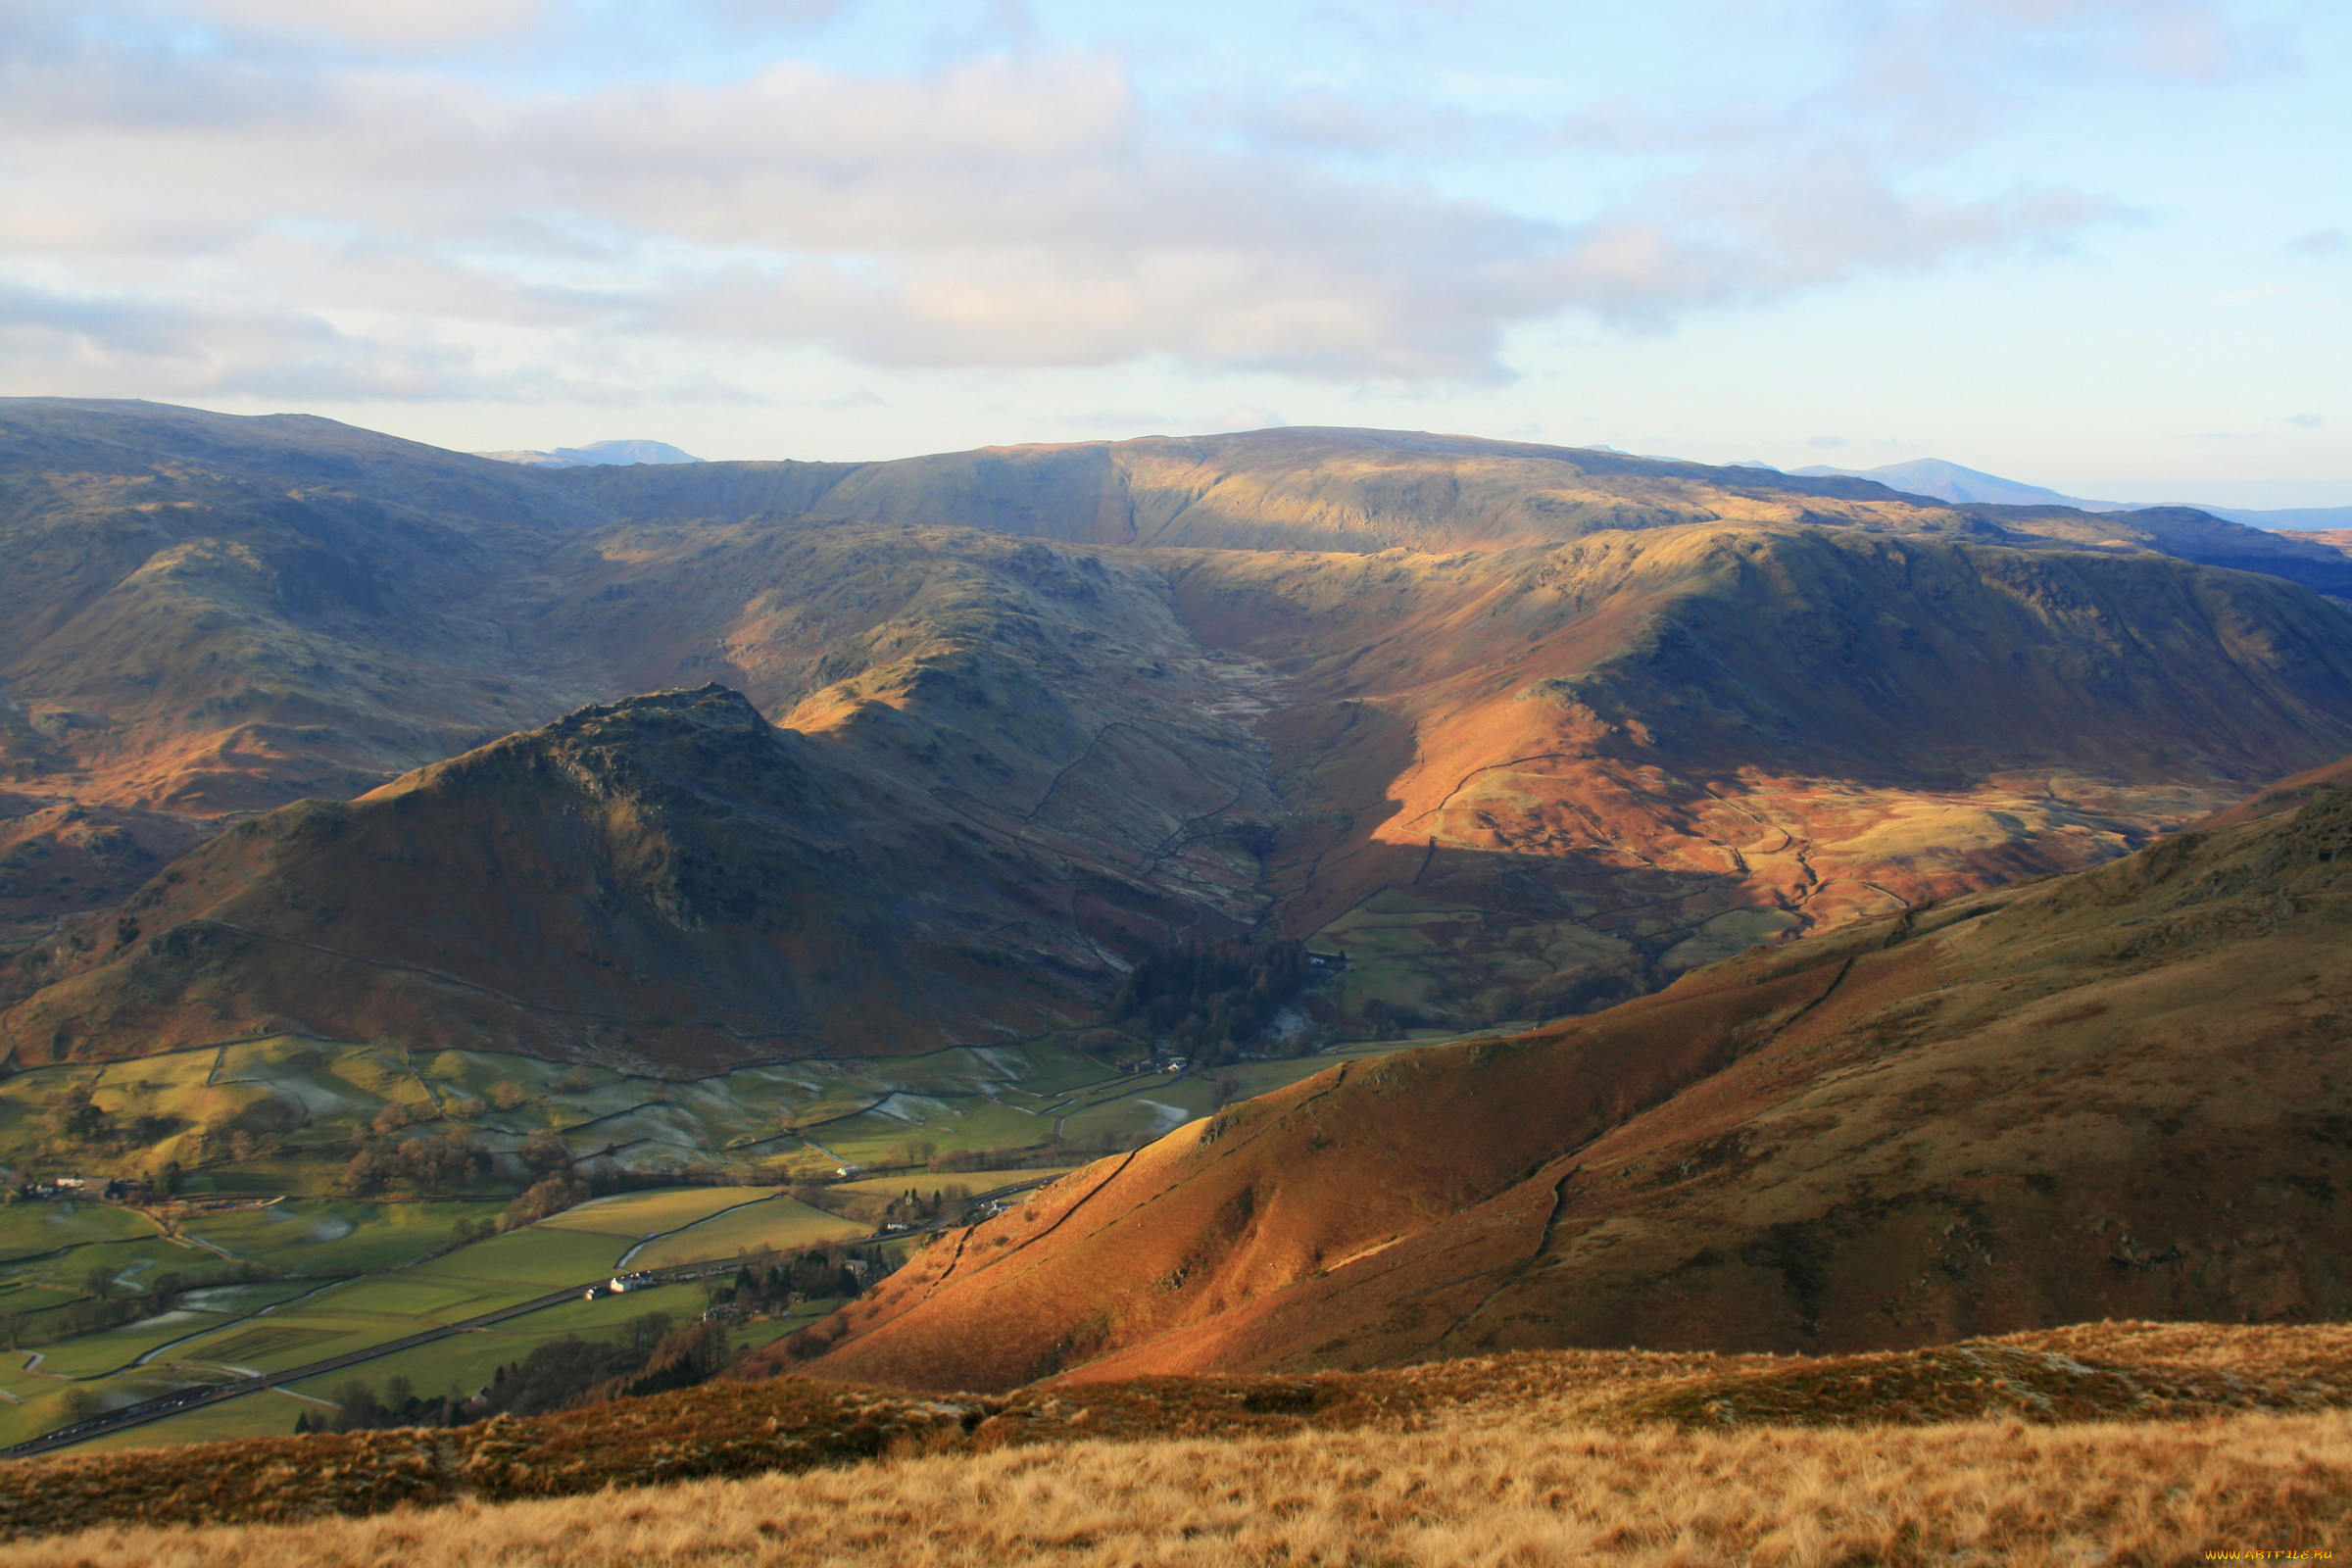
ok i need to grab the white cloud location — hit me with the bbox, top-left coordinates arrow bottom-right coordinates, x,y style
0,282 -> 488,399
177,0 -> 551,48
0,0 -> 2259,396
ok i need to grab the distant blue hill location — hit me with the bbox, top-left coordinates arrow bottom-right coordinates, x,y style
1785,458 -> 2351,532
474,439 -> 704,467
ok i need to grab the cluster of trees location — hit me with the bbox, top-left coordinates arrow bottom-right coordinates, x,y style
42,1082 -> 182,1152
299,1311 -> 731,1432
801,1186 -> 972,1231
704,1246 -> 890,1314
335,1125 -> 493,1197
1109,940 -> 1311,1068
338,1112 -> 579,1200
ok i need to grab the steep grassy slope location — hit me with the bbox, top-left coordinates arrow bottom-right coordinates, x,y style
772,776 -> 2352,1389
0,685 -> 1254,1071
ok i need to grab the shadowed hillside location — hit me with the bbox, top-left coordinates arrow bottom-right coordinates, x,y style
768,771 -> 2352,1389
0,685 -> 1259,1072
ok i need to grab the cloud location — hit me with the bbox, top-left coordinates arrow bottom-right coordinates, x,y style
174,0 -> 552,48
2287,228 -> 2347,259
162,0 -> 854,49
2285,413 -> 2324,428
0,282 -> 490,399
1055,406 -> 1290,435
0,0 -> 2259,395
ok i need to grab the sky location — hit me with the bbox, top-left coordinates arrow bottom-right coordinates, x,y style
1,0 -> 2346,506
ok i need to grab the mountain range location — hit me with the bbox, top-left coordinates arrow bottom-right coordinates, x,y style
1790,457 -> 2352,531
8,399 -> 2352,1074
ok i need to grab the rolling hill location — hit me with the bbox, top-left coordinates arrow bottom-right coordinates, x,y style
7,400 -> 2352,1076
765,765 -> 2352,1389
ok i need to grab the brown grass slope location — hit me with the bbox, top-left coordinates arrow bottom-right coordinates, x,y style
4,1323 -> 2347,1547
0,685 -> 1224,1071
773,778 -> 2352,1388
21,1412 -> 2349,1568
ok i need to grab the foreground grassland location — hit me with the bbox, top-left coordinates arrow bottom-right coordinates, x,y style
20,1414 -> 2341,1567
0,1323 -> 2344,1562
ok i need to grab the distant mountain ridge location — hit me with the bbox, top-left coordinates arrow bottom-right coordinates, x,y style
1790,457 -> 2352,531
476,440 -> 704,467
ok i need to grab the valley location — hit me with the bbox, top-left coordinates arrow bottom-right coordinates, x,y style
2,398 -> 2352,1466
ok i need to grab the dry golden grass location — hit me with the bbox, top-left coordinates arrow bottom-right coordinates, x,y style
3,1322 -> 2346,1560
7,1410 -> 2346,1567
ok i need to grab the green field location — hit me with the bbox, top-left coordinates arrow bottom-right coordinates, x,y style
537,1187 -> 776,1239
627,1198 -> 864,1270
70,1390 -> 320,1454
180,1200 -> 508,1273
404,1226 -> 629,1287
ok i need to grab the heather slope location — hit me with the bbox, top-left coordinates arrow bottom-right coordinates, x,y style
778,775 -> 2352,1389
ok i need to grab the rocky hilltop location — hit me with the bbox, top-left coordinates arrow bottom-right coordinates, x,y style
6,399 -> 2352,1066
768,766 -> 2352,1388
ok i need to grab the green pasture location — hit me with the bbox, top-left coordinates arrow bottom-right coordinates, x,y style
284,1279 -> 715,1404
170,1280 -> 322,1314
626,1197 -> 863,1270
25,1309 -> 235,1379
69,1389 -> 315,1454
405,1225 -> 625,1287
0,1201 -> 157,1258
537,1186 -> 776,1240
181,1200 -> 507,1274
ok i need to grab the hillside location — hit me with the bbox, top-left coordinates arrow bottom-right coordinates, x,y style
0,685 -> 1258,1071
7,400 -> 2352,1075
0,399 -> 604,820
768,769 -> 2352,1389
